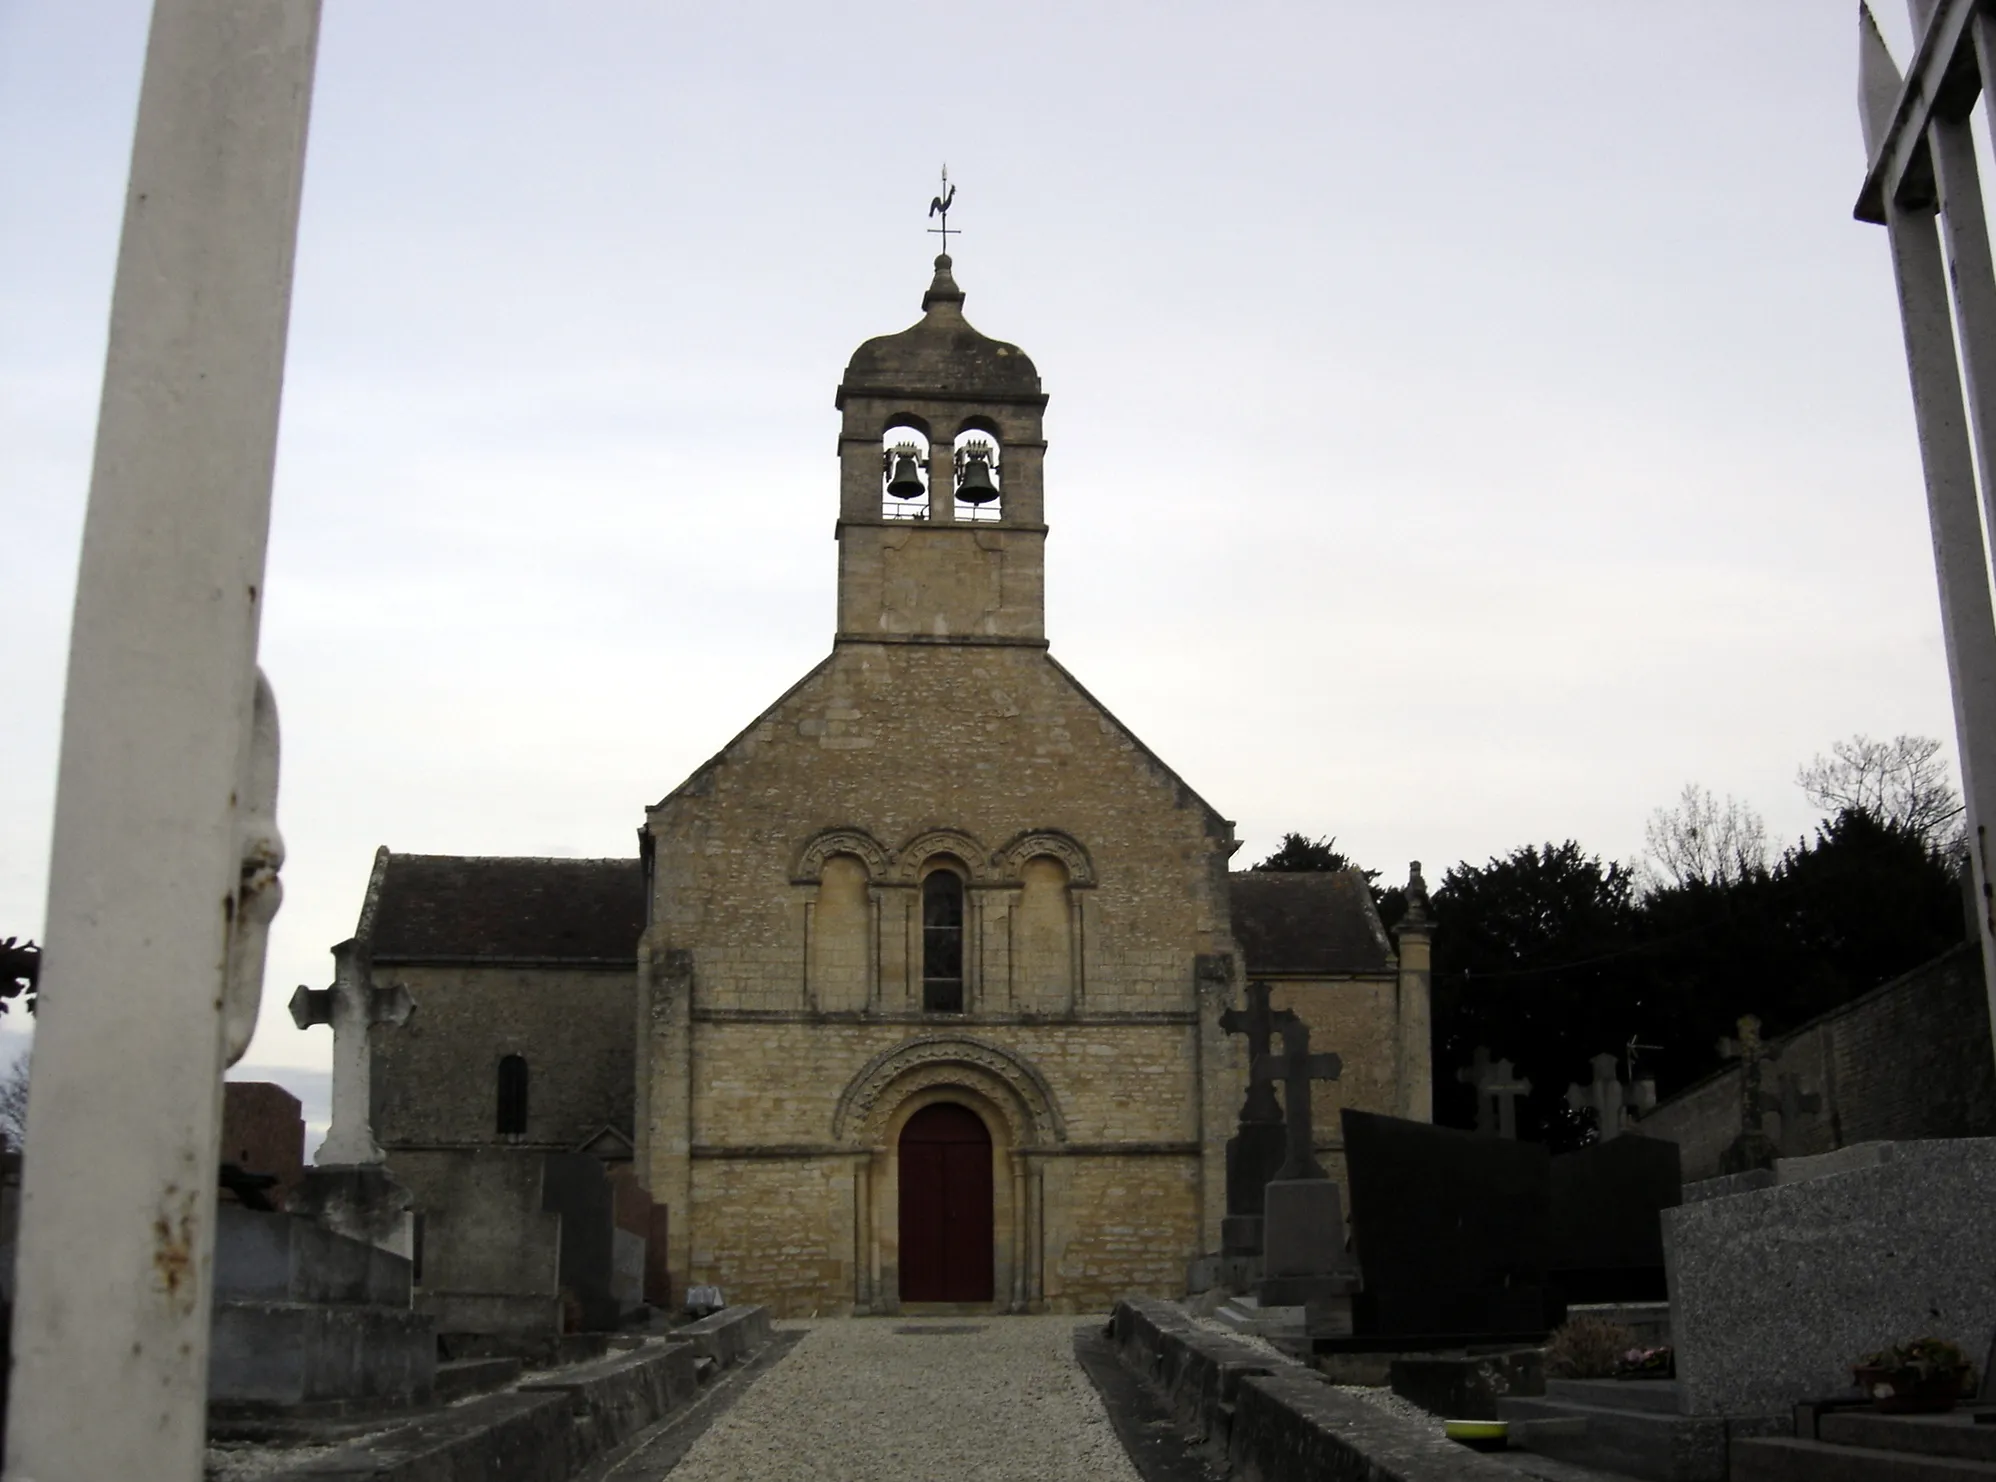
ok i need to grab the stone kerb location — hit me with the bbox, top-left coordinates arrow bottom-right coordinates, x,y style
675,1303 -> 773,1369
1229,1368 -> 1523,1482
1664,1136 -> 1996,1417
1106,1299 -> 1521,1480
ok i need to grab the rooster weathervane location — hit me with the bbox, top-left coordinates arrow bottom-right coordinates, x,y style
927,166 -> 958,253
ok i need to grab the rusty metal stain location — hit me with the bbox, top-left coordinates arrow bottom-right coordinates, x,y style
151,1188 -> 200,1313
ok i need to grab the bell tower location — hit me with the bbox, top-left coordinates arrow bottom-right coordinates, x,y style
834,255 -> 1049,645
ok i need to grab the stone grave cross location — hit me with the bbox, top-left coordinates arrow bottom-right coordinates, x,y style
1254,1016 -> 1343,1181
1565,1051 -> 1650,1141
290,935 -> 413,1165
1717,1014 -> 1782,1173
1458,1046 -> 1533,1139
1717,1014 -> 1771,1136
1220,978 -> 1297,1125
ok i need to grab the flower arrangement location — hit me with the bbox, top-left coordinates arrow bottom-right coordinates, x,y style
1853,1337 -> 1977,1413
1614,1345 -> 1674,1380
1544,1316 -> 1636,1379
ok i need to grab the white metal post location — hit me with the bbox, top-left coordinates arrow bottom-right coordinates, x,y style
5,4 -> 320,1479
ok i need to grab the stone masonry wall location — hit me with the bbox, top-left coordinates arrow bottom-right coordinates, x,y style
373,963 -> 634,1151
1638,944 -> 1993,1180
641,639 -> 1256,1308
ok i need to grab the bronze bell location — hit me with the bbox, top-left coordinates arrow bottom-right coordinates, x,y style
884,444 -> 927,500
955,443 -> 999,504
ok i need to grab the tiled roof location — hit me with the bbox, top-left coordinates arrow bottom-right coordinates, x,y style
1228,870 -> 1394,976
367,854 -> 645,964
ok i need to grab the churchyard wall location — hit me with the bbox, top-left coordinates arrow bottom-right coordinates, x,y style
1639,944 -> 1992,1179
373,963 -> 634,1151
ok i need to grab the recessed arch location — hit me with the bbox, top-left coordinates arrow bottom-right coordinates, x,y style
993,829 -> 1096,887
896,828 -> 989,884
954,413 -> 1002,440
793,827 -> 892,883
832,1034 -> 1067,1147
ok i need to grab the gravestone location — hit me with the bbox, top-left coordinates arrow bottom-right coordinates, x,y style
541,1153 -> 619,1331
1771,1071 -> 1822,1156
1217,980 -> 1296,1257
1458,1046 -> 1532,1139
1562,1052 -> 1655,1142
1253,1017 -> 1358,1330
1716,1016 -> 1780,1174
1340,1108 -> 1554,1345
1547,1133 -> 1681,1305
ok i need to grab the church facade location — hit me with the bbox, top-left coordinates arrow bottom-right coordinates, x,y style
354,257 -> 1433,1320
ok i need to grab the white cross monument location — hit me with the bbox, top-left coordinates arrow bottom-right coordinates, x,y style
6,4 -> 321,1479
1857,0 -> 1996,1077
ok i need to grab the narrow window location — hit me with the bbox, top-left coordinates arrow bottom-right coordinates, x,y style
922,870 -> 965,1012
497,1054 -> 529,1137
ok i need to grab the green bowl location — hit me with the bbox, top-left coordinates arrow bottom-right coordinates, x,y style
1444,1418 -> 1509,1451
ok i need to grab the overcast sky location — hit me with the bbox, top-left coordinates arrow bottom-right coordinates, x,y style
0,3 -> 1968,1131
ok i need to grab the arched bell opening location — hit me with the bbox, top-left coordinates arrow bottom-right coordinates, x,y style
881,420 -> 934,521
951,427 -> 1002,522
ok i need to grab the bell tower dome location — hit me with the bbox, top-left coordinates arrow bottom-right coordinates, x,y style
833,255 -> 1049,645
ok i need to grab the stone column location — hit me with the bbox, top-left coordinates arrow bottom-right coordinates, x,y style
1393,862 -> 1434,1122
6,4 -> 320,1478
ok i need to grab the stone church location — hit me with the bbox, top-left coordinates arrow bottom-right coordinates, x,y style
351,255 -> 1434,1321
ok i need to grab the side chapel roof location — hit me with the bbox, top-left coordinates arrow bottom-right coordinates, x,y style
1228,869 -> 1396,977
365,853 -> 644,965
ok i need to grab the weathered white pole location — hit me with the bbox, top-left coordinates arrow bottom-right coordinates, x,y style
1861,7 -> 1996,1047
5,4 -> 320,1479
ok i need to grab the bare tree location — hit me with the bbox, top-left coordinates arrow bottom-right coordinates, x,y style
0,1050 -> 28,1154
1644,783 -> 1770,889
1797,734 -> 1963,848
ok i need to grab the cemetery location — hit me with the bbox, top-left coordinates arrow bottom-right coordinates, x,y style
23,2 -> 1996,1481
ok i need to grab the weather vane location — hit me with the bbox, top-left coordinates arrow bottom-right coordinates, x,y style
927,165 -> 958,254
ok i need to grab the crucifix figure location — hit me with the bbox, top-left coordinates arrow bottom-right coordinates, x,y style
1717,1014 -> 1781,1173
1458,1046 -> 1533,1140
1220,979 -> 1296,1125
1564,1051 -> 1636,1141
1254,1016 -> 1343,1182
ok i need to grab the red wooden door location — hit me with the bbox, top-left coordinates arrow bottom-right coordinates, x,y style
898,1102 -> 994,1302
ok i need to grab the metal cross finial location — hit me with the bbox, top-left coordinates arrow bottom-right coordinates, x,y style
927,165 -> 958,253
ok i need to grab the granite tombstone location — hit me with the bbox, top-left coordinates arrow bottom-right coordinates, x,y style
1340,1108 -> 1555,1345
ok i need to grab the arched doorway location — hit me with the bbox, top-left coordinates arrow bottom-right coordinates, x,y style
897,1102 -> 994,1302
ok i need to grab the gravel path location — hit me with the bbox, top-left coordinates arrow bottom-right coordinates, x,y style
663,1317 -> 1140,1482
